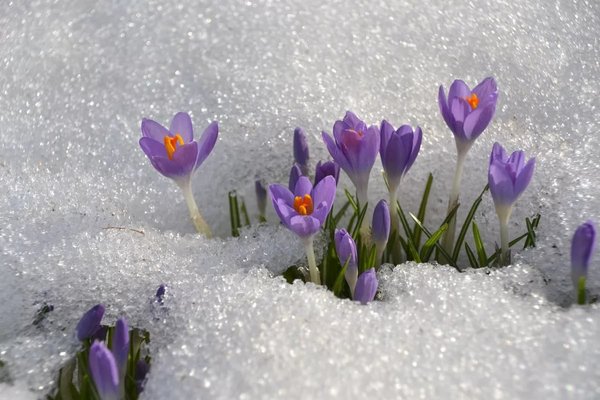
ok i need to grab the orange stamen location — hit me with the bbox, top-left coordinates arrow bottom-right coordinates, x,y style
293,194 -> 314,216
465,93 -> 479,110
163,133 -> 184,160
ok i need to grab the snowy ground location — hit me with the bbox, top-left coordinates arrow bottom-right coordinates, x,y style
1,0 -> 599,398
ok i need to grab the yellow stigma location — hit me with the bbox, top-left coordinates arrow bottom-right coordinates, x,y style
293,194 -> 314,216
465,93 -> 479,110
163,133 -> 184,160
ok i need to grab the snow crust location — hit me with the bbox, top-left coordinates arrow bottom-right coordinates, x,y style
0,0 -> 599,398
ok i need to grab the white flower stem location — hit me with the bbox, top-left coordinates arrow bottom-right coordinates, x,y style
356,184 -> 370,241
303,237 -> 321,285
441,150 -> 468,258
388,187 -> 402,264
179,180 -> 212,238
496,205 -> 512,266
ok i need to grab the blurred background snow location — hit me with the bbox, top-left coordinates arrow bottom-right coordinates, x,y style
0,0 -> 599,398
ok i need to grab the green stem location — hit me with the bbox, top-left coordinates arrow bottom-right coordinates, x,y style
180,180 -> 212,237
388,189 -> 402,264
577,276 -> 586,305
303,237 -> 321,285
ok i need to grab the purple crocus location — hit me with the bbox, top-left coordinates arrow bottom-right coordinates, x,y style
288,164 -> 302,192
139,112 -> 218,236
89,341 -> 120,400
315,160 -> 340,186
155,284 -> 166,304
322,111 -> 380,206
76,304 -> 105,341
380,120 -> 422,196
488,142 -> 536,265
293,127 -> 310,176
335,229 -> 358,296
135,359 -> 150,394
571,221 -> 596,304
372,199 -> 390,262
354,268 -> 378,305
270,175 -> 337,284
112,318 -> 129,376
438,77 -> 498,150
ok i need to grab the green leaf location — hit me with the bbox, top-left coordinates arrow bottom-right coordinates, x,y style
396,202 -> 420,262
419,222 -> 448,261
472,221 -> 488,267
344,189 -> 358,213
409,213 -> 458,270
240,198 -> 251,227
464,243 -> 480,268
333,261 -> 349,297
451,184 -> 489,263
228,191 -> 241,237
351,203 -> 369,240
333,201 -> 352,225
412,173 -> 433,248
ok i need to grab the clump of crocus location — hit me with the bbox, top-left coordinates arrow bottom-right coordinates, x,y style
488,142 -> 535,265
255,180 -> 268,222
76,304 -> 105,341
379,120 -> 421,254
571,221 -> 596,305
270,175 -> 337,284
438,78 -> 498,255
322,111 -> 380,208
89,341 -> 120,400
354,268 -> 378,304
293,127 -> 310,176
139,112 -> 218,237
315,160 -> 340,186
335,229 -> 358,297
372,200 -> 390,263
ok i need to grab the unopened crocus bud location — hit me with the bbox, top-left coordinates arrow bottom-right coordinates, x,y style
135,359 -> 150,394
288,164 -> 302,192
314,160 -> 340,186
571,221 -> 596,305
372,200 -> 390,262
354,268 -> 378,305
76,304 -> 105,341
89,341 -> 120,400
334,229 -> 358,296
155,284 -> 166,304
112,318 -> 129,375
293,127 -> 310,176
255,180 -> 267,221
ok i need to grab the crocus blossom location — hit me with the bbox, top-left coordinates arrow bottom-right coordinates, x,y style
438,77 -> 498,151
488,142 -> 535,265
315,160 -> 340,186
112,318 -> 129,375
335,229 -> 358,296
354,268 -> 378,304
139,112 -> 218,184
322,111 -> 380,206
379,120 -> 422,195
372,199 -> 390,262
76,304 -> 105,341
293,127 -> 310,176
571,221 -> 596,304
89,341 -> 120,400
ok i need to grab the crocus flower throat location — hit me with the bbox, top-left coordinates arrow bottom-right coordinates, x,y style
164,134 -> 184,160
466,93 -> 478,109
294,194 -> 313,215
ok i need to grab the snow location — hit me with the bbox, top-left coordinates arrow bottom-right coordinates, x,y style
0,0 -> 599,398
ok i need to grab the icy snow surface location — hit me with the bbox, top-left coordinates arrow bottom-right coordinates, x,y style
1,0 -> 599,398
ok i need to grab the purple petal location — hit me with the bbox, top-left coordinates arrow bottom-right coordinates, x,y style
513,158 -> 535,199
315,160 -> 340,186
141,118 -> 170,142
406,126 -> 422,173
353,268 -> 378,304
438,85 -> 454,130
322,131 -> 351,172
311,175 -> 336,214
380,120 -> 395,155
89,342 -> 119,400
472,77 -> 498,101
275,198 -> 296,225
311,201 -> 330,225
294,176 -> 313,197
139,136 -> 167,159
357,125 -> 380,174
449,97 -> 470,140
488,160 -> 516,205
288,215 -> 321,237
293,127 -> 310,171
269,183 -> 294,207
195,121 -> 218,169
169,112 -> 194,143
150,141 -> 199,180
382,131 -> 412,183
372,200 -> 390,245
571,221 -> 596,284
463,102 -> 496,141
76,304 -> 105,341
335,228 -> 358,268
343,111 -> 366,132
288,164 -> 302,192
490,142 -> 507,165
112,318 -> 129,373
448,80 -> 471,102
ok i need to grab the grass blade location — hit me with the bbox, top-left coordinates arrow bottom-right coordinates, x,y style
451,184 -> 489,262
420,222 -> 448,261
409,213 -> 457,269
465,243 -> 480,268
412,173 -> 433,248
472,221 -> 488,266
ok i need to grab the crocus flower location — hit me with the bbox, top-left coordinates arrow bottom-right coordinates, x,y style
139,112 -> 218,236
439,78 -> 498,257
315,160 -> 340,186
255,180 -> 267,222
288,164 -> 302,192
438,77 -> 498,151
76,304 -> 105,341
372,200 -> 390,263
322,111 -> 380,206
155,284 -> 166,304
335,229 -> 358,296
293,127 -> 310,176
112,318 -> 129,376
354,268 -> 378,304
379,120 -> 422,196
135,359 -> 150,394
270,175 -> 337,284
488,142 -> 535,265
571,221 -> 596,305
89,341 -> 120,400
